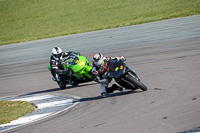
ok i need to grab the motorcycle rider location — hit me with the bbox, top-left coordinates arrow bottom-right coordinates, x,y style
92,53 -> 126,97
50,47 -> 80,87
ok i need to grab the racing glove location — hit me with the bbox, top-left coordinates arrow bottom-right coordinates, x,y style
120,56 -> 126,62
92,67 -> 99,76
116,56 -> 126,62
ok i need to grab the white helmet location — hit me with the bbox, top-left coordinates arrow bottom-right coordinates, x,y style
93,53 -> 104,66
51,47 -> 62,60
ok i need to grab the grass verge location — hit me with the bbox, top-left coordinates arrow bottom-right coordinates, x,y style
0,0 -> 200,45
0,100 -> 35,125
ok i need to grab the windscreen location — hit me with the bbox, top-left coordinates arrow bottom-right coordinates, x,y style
65,54 -> 79,66
107,60 -> 125,78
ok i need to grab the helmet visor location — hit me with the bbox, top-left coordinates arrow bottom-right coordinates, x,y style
53,53 -> 62,58
95,58 -> 103,66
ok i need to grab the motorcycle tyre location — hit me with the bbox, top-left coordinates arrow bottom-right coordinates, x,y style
126,74 -> 147,91
58,82 -> 66,89
116,80 -> 135,90
72,82 -> 79,87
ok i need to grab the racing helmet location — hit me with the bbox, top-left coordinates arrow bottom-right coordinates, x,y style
93,53 -> 104,66
51,47 -> 62,60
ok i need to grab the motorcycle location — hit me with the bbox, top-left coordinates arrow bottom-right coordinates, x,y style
106,59 -> 147,91
48,53 -> 93,89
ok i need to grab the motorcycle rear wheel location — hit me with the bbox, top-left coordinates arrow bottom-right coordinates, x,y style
126,74 -> 147,91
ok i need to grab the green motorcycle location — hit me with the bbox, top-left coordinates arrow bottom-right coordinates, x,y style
48,53 -> 93,89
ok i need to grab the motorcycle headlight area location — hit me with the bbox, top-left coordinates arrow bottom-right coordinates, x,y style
114,65 -> 123,71
79,60 -> 85,67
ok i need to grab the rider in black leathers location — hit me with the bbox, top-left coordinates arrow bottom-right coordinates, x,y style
50,47 -> 80,85
92,53 -> 126,97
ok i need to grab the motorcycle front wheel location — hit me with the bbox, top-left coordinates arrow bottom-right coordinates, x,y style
126,74 -> 147,91
58,82 -> 66,89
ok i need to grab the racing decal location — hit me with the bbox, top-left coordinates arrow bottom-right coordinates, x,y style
75,60 -> 79,64
94,54 -> 98,58
65,60 -> 71,65
115,67 -> 119,71
79,60 -> 85,67
55,47 -> 60,53
101,63 -> 108,74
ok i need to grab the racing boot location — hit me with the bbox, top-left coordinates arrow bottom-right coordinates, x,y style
117,86 -> 123,92
101,92 -> 108,97
107,84 -> 123,93
100,83 -> 108,97
52,75 -> 60,82
52,77 -> 56,81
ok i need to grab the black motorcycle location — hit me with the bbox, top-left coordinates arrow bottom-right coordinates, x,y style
107,59 -> 147,91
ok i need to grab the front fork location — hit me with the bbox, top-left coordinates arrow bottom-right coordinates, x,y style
125,65 -> 140,81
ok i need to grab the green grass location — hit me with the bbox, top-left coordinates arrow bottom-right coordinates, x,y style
0,100 -> 35,125
0,0 -> 200,45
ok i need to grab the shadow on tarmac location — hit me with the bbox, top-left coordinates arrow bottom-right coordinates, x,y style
19,82 -> 97,96
19,81 -> 144,104
78,90 -> 143,102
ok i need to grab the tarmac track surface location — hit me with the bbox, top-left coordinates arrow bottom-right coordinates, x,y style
0,16 -> 200,133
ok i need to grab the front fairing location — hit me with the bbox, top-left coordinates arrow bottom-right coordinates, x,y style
63,54 -> 86,72
63,54 -> 92,78
107,60 -> 125,78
